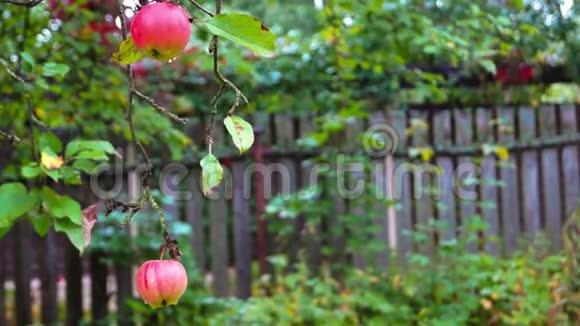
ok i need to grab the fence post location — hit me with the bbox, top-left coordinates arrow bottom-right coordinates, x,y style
65,241 -> 83,326
41,229 -> 58,324
0,237 -> 5,326
13,220 -> 32,326
253,128 -> 267,275
186,168 -> 206,273
233,160 -> 252,299
90,251 -> 108,322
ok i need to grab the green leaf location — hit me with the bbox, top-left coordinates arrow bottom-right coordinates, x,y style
203,13 -> 276,57
111,37 -> 145,65
39,132 -> 62,153
36,77 -> 49,90
61,166 -> 81,185
21,52 -> 35,67
224,116 -> 254,154
21,164 -> 42,179
54,217 -> 84,253
200,154 -> 224,196
41,187 -> 82,225
29,215 -> 51,237
479,59 -> 497,75
65,140 -> 115,159
0,183 -> 38,225
42,62 -> 70,77
73,159 -> 99,174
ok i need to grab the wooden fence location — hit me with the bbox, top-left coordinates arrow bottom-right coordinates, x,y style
1,103 -> 579,325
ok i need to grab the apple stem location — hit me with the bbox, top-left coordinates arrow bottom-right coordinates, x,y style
159,245 -> 166,260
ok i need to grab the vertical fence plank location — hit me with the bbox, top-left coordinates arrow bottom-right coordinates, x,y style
65,241 -> 83,326
115,263 -> 133,326
389,109 -> 411,265
369,110 -> 390,269
541,105 -> 563,250
498,107 -> 521,254
562,104 -> 579,219
413,110 -> 434,254
344,117 -> 367,268
434,109 -> 456,241
480,107 -> 499,255
90,252 -> 108,322
404,109 -> 418,252
520,107 -> 542,237
232,160 -> 251,299
0,238 -> 5,326
41,229 -> 58,324
186,168 -> 206,273
456,108 -> 477,250
210,191 -> 229,296
13,221 -> 32,326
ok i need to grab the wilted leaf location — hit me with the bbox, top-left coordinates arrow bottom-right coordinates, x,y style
82,204 -> 98,252
224,116 -> 254,154
111,37 -> 145,65
41,151 -> 64,170
200,154 -> 224,196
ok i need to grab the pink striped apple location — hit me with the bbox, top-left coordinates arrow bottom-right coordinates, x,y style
136,260 -> 188,309
130,2 -> 192,62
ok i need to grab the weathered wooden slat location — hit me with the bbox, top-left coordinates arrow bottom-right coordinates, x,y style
115,263 -> 133,326
186,168 -> 206,273
456,108 -> 478,251
369,111 -> 390,269
521,151 -> 542,236
395,158 -> 413,264
499,107 -> 521,254
13,221 -> 32,326
40,229 -> 58,324
0,237 -> 6,326
65,241 -> 83,326
388,109 -> 408,264
562,146 -> 579,218
232,161 -> 251,299
436,158 -> 456,241
90,251 -> 108,322
542,149 -> 563,250
481,156 -> 499,255
210,183 -> 230,297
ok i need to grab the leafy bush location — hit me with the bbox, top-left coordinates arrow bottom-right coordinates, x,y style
123,220 -> 572,325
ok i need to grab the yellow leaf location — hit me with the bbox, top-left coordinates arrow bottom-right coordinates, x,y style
480,298 -> 493,310
41,152 -> 64,170
495,146 -> 509,160
420,148 -> 434,162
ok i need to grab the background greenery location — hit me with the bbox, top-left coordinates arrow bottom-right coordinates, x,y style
1,0 -> 579,324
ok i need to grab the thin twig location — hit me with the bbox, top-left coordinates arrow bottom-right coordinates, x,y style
204,0 -> 250,151
118,0 -> 152,179
0,130 -> 21,144
0,0 -> 44,7
187,0 -> 215,17
0,58 -> 27,87
115,0 -> 180,254
132,88 -> 188,124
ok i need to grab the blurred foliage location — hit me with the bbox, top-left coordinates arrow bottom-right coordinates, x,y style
122,221 -> 574,325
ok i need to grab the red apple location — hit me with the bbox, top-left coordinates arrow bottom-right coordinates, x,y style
136,260 -> 188,309
130,2 -> 192,62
